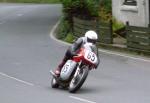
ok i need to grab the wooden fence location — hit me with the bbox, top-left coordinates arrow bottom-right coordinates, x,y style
99,20 -> 113,44
73,17 -> 113,44
126,23 -> 150,51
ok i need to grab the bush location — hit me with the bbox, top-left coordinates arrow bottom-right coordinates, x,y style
61,0 -> 99,19
56,17 -> 71,39
61,0 -> 99,29
99,0 -> 112,22
57,0 -> 99,40
100,0 -> 112,13
113,18 -> 125,32
64,32 -> 75,43
99,7 -> 112,23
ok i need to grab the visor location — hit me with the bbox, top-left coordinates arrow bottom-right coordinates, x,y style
87,38 -> 97,44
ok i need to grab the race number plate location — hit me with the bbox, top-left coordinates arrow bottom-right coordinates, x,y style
84,50 -> 97,64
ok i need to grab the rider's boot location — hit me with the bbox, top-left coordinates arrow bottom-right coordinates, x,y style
54,61 -> 66,77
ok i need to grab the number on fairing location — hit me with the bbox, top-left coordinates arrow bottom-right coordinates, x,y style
85,50 -> 97,63
62,63 -> 70,73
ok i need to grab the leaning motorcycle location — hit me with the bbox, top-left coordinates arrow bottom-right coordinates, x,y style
50,43 -> 98,93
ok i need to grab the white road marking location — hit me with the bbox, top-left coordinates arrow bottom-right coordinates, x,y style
98,49 -> 150,63
50,20 -> 71,46
69,96 -> 97,103
50,21 -> 150,63
0,72 -> 34,86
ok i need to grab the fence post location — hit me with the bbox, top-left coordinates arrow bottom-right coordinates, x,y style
110,20 -> 113,44
126,21 -> 129,26
96,18 -> 100,40
126,21 -> 130,48
126,21 -> 130,32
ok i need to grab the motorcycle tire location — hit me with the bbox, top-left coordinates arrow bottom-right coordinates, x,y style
69,66 -> 89,93
51,76 -> 59,88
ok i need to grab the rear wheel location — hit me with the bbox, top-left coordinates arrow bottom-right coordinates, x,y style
69,66 -> 89,93
51,76 -> 59,88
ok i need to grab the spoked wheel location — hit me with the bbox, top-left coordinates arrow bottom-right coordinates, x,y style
51,76 -> 59,88
69,66 -> 89,93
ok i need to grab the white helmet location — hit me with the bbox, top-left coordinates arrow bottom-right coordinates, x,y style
85,30 -> 98,44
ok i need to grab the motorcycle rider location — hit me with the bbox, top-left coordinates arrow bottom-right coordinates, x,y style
54,30 -> 100,76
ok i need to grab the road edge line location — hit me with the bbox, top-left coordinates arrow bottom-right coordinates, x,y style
69,96 -> 97,103
0,72 -> 34,86
50,20 -> 71,46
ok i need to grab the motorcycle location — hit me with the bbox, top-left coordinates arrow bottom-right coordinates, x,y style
50,43 -> 99,93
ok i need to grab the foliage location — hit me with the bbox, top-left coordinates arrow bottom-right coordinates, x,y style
60,0 -> 99,33
56,17 -> 71,39
58,0 -> 99,40
100,0 -> 112,13
61,0 -> 99,19
64,32 -> 75,43
99,0 -> 112,22
99,7 -> 112,23
112,18 -> 125,32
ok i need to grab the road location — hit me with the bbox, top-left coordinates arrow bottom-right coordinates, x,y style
0,3 -> 150,103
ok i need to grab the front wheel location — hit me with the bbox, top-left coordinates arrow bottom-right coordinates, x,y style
69,66 -> 89,93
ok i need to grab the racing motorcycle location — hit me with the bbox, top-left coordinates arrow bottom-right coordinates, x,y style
50,43 -> 99,93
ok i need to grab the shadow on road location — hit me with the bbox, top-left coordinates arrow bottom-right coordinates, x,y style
45,85 -> 102,94
76,86 -> 101,94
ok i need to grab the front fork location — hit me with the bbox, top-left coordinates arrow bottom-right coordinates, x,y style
71,61 -> 84,83
73,61 -> 82,77
71,62 -> 91,87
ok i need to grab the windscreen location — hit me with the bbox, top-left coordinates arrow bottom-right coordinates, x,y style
83,43 -> 97,54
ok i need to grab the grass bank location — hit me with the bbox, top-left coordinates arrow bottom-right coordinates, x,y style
0,0 -> 60,3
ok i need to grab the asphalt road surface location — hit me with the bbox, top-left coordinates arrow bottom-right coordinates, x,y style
0,3 -> 150,103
